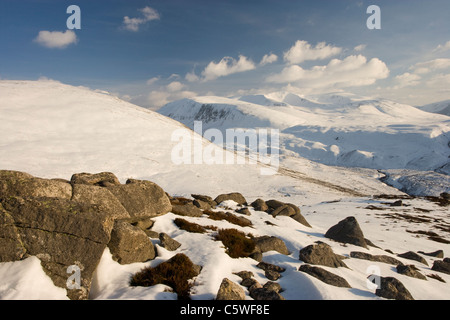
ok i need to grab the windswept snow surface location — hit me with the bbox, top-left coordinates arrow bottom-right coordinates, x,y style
0,81 -> 449,300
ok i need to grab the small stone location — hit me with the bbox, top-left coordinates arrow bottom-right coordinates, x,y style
216,278 -> 246,300
396,264 -> 427,280
241,278 -> 259,289
299,264 -> 351,288
418,250 -> 444,258
159,233 -> 181,251
397,251 -> 428,266
250,199 -> 268,212
299,242 -> 347,268
233,271 -> 254,280
431,259 -> 450,275
256,261 -> 286,273
214,193 -> 247,206
265,270 -> 281,281
375,277 -> 414,300
325,216 -> 368,248
263,281 -> 282,293
249,287 -> 285,300
235,207 -> 251,216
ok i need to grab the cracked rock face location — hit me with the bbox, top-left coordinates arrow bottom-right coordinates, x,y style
0,170 -> 171,300
1,195 -> 112,300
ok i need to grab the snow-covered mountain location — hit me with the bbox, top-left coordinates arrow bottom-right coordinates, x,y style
1,81 -> 449,301
417,100 -> 450,116
159,92 -> 450,177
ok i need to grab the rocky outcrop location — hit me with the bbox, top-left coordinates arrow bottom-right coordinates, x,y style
256,261 -> 286,273
214,193 -> 247,206
0,170 -> 171,300
396,264 -> 427,280
107,179 -> 172,222
252,236 -> 289,255
0,170 -> 72,200
375,277 -> 414,300
216,278 -> 246,300
159,232 -> 182,251
250,287 -> 285,300
71,183 -> 130,222
325,216 -> 368,248
299,264 -> 351,288
191,194 -> 217,208
171,203 -> 204,217
108,220 -> 156,264
397,251 -> 428,266
418,250 -> 444,258
70,172 -> 121,187
350,251 -> 403,265
193,199 -> 212,211
250,199 -> 268,212
237,271 -> 285,300
1,195 -> 114,300
431,259 -> 450,275
299,242 -> 347,268
265,199 -> 311,228
170,197 -> 204,217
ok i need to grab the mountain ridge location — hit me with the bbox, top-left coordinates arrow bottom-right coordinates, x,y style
159,92 -> 450,176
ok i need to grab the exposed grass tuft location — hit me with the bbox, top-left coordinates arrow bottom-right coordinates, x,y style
129,253 -> 198,300
174,218 -> 217,233
215,228 -> 255,258
204,210 -> 252,227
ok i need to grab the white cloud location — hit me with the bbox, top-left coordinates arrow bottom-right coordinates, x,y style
395,72 -> 421,88
37,76 -> 61,83
185,72 -> 200,82
147,78 -> 197,109
146,77 -> 160,86
410,58 -> 450,74
266,64 -> 306,83
267,55 -> 389,90
433,40 -> 450,53
123,6 -> 160,32
148,89 -> 196,109
34,30 -> 77,49
283,40 -> 342,64
168,73 -> 180,80
354,44 -> 366,52
425,73 -> 450,91
166,81 -> 185,92
201,55 -> 256,81
141,6 -> 160,21
260,53 -> 278,66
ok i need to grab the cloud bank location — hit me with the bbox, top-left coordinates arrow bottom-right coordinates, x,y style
267,54 -> 389,90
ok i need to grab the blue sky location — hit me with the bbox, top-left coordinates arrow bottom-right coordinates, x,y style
1,0 -> 450,108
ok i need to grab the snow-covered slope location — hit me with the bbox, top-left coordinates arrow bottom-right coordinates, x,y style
1,80 -> 406,201
1,81 -> 449,301
0,80 -> 277,197
159,92 -> 450,177
418,100 -> 450,116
